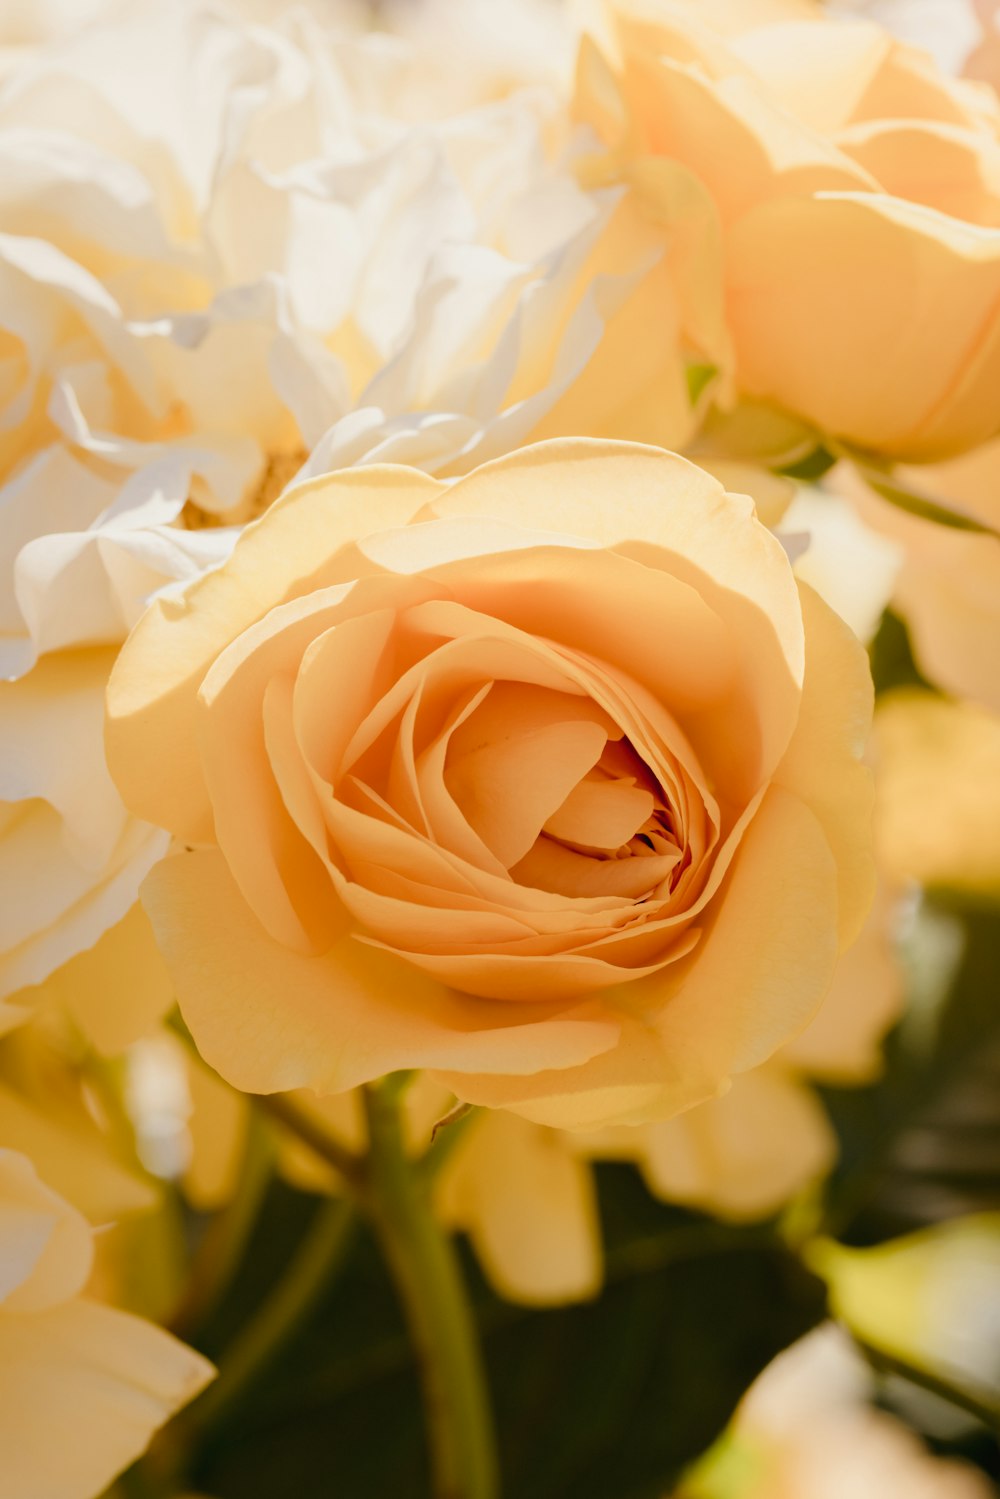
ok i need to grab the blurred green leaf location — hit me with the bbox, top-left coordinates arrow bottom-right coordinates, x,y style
185,1168 -> 824,1499
685,362 -> 717,406
776,445 -> 836,482
823,897 -> 1000,1246
842,450 -> 1000,538
869,609 -> 932,698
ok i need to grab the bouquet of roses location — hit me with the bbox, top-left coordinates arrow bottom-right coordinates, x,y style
1,2 -> 998,1496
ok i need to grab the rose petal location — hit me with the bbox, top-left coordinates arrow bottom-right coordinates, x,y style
143,848 -> 622,1095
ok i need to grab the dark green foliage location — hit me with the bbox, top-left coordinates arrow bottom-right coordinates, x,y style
822,896 -> 1000,1247
186,1173 -> 824,1499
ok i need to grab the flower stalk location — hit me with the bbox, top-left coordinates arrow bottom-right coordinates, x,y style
362,1080 -> 499,1499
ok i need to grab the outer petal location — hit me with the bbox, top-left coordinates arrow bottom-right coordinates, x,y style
16,904 -> 173,1057
0,1086 -> 155,1223
436,1111 -> 602,1306
142,848 -> 621,1096
727,191 -> 1000,458
585,1065 -> 835,1220
106,464 -> 444,843
844,445 -> 1000,712
0,1150 -> 92,1313
773,583 -> 875,949
431,439 -> 805,786
0,1299 -> 213,1499
874,690 -> 1000,896
784,883 -> 903,1082
619,51 -> 871,225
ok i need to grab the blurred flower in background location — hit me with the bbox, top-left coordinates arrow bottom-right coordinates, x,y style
678,1322 -> 995,1499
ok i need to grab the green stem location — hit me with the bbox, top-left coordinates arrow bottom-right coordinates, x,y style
255,1091 -> 366,1192
170,1108 -> 274,1339
362,1082 -> 499,1499
191,1195 -> 357,1434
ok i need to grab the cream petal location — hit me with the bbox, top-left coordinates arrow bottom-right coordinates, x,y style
17,902 -> 174,1057
730,19 -> 898,133
620,51 -> 872,225
198,585 -> 365,953
0,1149 -> 92,1312
0,805 -> 168,1000
0,649 -> 126,869
106,464 -> 444,842
436,1111 -> 602,1306
0,1086 -> 155,1223
374,939 -> 687,1004
431,441 -> 804,788
773,582 -> 875,949
142,848 -> 621,1095
0,1299 -> 214,1499
837,118 -> 1000,228
636,1065 -> 836,1220
417,540 -> 736,717
727,191 -> 1000,459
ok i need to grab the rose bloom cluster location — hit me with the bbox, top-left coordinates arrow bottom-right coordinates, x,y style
2,0 -> 1000,1495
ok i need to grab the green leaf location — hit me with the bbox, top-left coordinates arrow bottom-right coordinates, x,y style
775,446 -> 837,482
822,896 -> 1000,1246
685,362 -> 717,406
841,448 -> 1000,539
868,609 -> 932,697
186,1170 -> 825,1499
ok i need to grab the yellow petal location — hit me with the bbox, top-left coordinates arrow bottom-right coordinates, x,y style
437,1111 -> 602,1306
442,785 -> 840,1127
774,582 -> 875,949
0,1149 -> 92,1313
874,690 -> 1000,895
0,1084 -> 155,1223
0,1299 -> 213,1499
106,465 -> 443,842
16,904 -> 173,1057
727,192 -> 1000,459
142,848 -> 621,1095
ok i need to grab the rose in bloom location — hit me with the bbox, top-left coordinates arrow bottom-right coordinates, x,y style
0,2 -> 722,1033
577,0 -> 1000,460
0,1147 -> 213,1499
107,441 -> 873,1129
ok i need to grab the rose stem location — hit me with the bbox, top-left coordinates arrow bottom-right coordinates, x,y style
254,1090 -> 367,1192
362,1078 -> 499,1499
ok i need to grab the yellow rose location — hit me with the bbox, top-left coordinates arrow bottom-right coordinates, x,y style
0,1146 -> 213,1499
107,441 -> 873,1129
0,1 -> 718,1043
578,0 -> 1000,460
